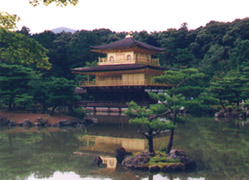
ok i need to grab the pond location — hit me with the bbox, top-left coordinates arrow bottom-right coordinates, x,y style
0,116 -> 248,180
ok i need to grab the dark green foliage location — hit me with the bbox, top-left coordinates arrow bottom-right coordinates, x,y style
192,91 -> 219,113
31,77 -> 80,115
67,31 -> 100,68
199,44 -> 227,78
126,102 -> 173,131
228,39 -> 249,70
72,107 -> 86,119
209,68 -> 248,111
241,64 -> 249,99
0,63 -> 79,113
32,30 -> 100,79
0,63 -> 38,110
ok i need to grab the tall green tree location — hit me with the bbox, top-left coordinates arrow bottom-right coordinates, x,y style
0,63 -> 38,111
31,77 -> 80,115
0,27 -> 51,70
228,39 -> 249,70
209,69 -> 247,111
46,77 -> 79,115
67,30 -> 100,69
209,77 -> 233,111
223,70 -> 245,107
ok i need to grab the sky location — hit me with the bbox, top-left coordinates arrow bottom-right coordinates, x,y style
1,0 -> 249,34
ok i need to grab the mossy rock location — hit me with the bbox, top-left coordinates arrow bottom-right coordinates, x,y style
149,165 -> 160,173
122,149 -> 196,173
161,163 -> 185,172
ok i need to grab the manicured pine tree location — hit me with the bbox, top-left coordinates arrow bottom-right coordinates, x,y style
126,68 -> 205,154
125,101 -> 174,154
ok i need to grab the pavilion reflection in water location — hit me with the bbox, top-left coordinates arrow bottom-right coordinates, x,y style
79,115 -> 172,169
79,134 -> 170,154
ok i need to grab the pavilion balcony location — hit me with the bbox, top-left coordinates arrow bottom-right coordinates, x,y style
79,79 -> 169,87
98,57 -> 160,66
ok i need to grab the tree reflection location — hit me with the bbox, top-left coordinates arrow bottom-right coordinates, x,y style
0,129 -> 90,180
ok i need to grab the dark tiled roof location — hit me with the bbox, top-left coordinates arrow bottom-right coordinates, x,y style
91,37 -> 165,52
72,64 -> 170,73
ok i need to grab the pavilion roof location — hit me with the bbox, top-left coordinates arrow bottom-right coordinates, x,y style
91,37 -> 165,53
72,64 -> 170,73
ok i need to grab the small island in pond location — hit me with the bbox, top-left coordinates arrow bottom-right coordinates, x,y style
94,147 -> 196,173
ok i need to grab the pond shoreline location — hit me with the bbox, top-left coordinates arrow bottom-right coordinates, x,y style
0,110 -> 93,127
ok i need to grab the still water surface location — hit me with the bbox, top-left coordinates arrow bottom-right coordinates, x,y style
0,116 -> 248,180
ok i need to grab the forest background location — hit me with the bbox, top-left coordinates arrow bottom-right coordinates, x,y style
1,17 -> 249,114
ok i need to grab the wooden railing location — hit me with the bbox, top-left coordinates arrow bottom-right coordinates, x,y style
98,58 -> 160,66
79,79 -> 169,87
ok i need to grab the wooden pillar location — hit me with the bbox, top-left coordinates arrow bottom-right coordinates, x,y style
121,91 -> 124,104
142,89 -> 146,104
107,107 -> 111,115
93,107 -> 96,114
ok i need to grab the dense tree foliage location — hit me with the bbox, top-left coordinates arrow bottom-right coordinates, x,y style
0,64 -> 38,111
31,77 -> 80,115
0,25 -> 77,114
0,28 -> 51,70
1,16 -> 249,114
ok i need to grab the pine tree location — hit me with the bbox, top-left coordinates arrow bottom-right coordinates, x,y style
0,63 -> 38,110
126,68 -> 205,154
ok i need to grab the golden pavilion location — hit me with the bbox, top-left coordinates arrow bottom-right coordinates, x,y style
72,33 -> 169,112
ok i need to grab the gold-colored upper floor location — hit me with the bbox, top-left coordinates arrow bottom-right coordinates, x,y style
97,51 -> 160,66
98,57 -> 160,66
78,72 -> 169,87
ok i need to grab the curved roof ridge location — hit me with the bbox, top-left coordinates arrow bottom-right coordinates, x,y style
91,37 -> 165,52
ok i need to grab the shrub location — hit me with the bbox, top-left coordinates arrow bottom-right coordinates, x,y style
72,107 -> 86,119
